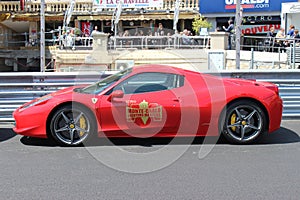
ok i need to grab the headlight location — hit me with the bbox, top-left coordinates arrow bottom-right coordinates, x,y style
20,95 -> 53,111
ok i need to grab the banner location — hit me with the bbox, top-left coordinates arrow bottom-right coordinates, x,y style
114,0 -> 123,25
94,0 -> 163,9
81,22 -> 91,36
65,0 -> 76,26
173,0 -> 180,30
241,24 -> 281,34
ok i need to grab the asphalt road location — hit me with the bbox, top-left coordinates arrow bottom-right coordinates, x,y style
0,120 -> 300,200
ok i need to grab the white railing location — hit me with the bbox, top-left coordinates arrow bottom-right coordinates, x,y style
108,35 -> 210,50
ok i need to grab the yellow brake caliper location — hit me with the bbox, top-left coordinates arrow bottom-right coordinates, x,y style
79,116 -> 86,137
230,113 -> 237,131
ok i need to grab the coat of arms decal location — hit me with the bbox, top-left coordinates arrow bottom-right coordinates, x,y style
126,100 -> 162,125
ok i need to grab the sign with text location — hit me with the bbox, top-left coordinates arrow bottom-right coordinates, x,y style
200,0 -> 297,13
241,24 -> 281,34
93,0 -> 163,8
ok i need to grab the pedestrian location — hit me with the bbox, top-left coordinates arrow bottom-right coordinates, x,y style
223,20 -> 234,50
293,29 -> 300,45
182,29 -> 191,45
275,27 -> 287,47
123,30 -> 130,37
287,25 -> 295,38
156,23 -> 165,36
65,30 -> 73,47
264,27 -> 276,51
91,25 -> 99,37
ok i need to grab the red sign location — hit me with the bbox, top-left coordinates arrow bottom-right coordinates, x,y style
81,22 -> 91,36
241,24 -> 281,34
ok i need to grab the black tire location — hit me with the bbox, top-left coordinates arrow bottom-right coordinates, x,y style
220,100 -> 267,144
49,104 -> 96,146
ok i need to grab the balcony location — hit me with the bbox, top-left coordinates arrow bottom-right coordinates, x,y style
0,0 -> 199,14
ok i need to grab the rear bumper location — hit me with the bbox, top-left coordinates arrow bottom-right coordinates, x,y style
267,96 -> 283,133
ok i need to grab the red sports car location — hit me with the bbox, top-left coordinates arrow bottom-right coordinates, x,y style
13,65 -> 283,146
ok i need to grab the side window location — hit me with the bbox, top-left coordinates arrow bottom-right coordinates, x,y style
112,72 -> 184,94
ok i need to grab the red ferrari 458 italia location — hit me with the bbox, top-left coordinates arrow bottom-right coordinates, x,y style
13,65 -> 283,146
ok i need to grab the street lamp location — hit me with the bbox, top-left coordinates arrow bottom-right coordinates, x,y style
40,0 -> 45,72
235,0 -> 243,70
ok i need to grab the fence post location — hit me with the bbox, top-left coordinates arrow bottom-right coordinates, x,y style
24,32 -> 28,46
40,0 -> 46,72
278,48 -> 281,69
5,33 -> 8,47
249,48 -> 254,69
293,40 -> 296,69
58,26 -> 63,49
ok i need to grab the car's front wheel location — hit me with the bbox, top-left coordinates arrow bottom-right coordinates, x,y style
49,104 -> 96,146
221,100 -> 267,144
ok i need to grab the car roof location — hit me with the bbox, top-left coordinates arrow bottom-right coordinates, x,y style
131,64 -> 190,75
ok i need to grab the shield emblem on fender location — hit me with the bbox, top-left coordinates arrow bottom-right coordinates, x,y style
91,98 -> 98,104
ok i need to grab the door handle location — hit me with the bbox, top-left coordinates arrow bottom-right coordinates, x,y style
172,98 -> 180,102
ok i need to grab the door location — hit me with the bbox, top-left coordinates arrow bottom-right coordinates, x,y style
99,72 -> 184,138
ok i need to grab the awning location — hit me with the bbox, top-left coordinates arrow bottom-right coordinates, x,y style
10,13 -> 199,22
77,13 -> 199,21
11,13 -> 64,22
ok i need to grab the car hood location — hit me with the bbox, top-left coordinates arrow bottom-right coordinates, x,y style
50,85 -> 85,97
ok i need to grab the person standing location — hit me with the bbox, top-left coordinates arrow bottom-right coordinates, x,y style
156,23 -> 165,36
264,27 -> 276,52
275,27 -> 285,38
293,29 -> 300,44
223,20 -> 234,50
275,27 -> 287,47
287,25 -> 295,38
266,27 -> 276,37
91,25 -> 99,37
65,30 -> 73,47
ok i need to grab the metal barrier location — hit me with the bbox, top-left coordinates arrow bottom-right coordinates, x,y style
59,35 -> 210,50
1,70 -> 300,124
107,35 -> 210,50
0,31 -> 210,50
286,47 -> 299,69
241,36 -> 300,69
0,72 -> 104,123
215,70 -> 300,118
4,31 -> 300,54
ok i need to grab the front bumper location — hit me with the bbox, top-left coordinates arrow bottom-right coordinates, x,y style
13,107 -> 49,138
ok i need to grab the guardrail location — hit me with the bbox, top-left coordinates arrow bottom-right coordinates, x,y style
0,72 -> 105,123
1,70 -> 300,124
216,70 -> 300,118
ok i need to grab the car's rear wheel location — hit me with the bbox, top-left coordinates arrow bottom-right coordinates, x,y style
49,104 -> 96,146
221,100 -> 267,144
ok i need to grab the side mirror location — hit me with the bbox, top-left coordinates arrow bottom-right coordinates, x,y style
108,90 -> 124,102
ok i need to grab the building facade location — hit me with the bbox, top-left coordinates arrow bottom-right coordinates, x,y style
200,0 -> 298,34
0,0 -> 199,48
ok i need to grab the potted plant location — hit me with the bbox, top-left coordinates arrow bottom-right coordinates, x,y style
192,16 -> 212,35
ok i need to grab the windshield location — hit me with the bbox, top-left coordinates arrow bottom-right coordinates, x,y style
79,68 -> 132,94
